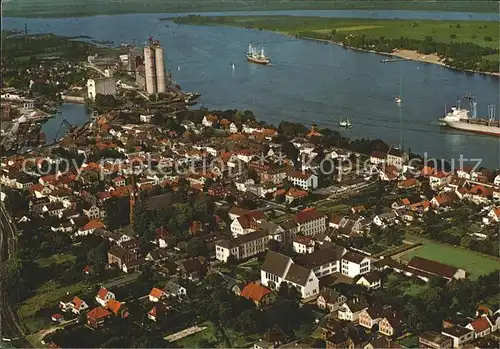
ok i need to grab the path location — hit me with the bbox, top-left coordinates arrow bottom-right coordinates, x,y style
164,325 -> 207,342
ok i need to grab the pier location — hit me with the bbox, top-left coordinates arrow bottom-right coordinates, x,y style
381,58 -> 409,63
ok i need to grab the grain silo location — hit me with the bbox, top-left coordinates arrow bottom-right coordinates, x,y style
144,46 -> 157,95
155,47 -> 166,94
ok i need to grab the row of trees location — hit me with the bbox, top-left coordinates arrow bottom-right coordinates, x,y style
294,31 -> 499,73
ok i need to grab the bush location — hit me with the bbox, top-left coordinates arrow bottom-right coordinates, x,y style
484,36 -> 493,42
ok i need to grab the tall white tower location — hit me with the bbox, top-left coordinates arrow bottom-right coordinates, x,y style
155,47 -> 166,94
144,46 -> 157,95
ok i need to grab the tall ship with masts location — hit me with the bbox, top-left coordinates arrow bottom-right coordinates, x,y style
439,94 -> 500,137
246,43 -> 270,65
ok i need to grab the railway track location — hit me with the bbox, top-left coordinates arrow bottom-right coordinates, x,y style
0,204 -> 33,348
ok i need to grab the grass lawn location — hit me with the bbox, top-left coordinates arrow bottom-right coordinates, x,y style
173,16 -> 499,49
400,241 -> 500,280
399,334 -> 419,348
173,321 -> 259,348
386,273 -> 427,297
173,322 -> 216,347
36,253 -> 76,267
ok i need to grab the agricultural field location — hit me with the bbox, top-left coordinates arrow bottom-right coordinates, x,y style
172,16 -> 499,49
400,240 -> 500,279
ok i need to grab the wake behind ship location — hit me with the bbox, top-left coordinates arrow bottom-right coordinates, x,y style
440,95 -> 500,137
246,44 -> 270,65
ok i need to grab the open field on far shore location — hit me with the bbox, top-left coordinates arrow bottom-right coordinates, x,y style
3,1 -> 498,18
400,238 -> 500,280
172,16 -> 499,49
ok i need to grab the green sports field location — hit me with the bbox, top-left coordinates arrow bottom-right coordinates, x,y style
401,242 -> 500,280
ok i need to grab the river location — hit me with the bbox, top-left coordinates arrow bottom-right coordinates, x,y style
4,10 -> 499,168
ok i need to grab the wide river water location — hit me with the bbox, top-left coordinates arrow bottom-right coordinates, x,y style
4,10 -> 500,168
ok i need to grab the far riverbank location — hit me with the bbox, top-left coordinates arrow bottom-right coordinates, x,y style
170,15 -> 499,75
295,35 -> 500,77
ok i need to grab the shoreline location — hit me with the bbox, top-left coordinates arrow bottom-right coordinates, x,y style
283,33 -> 500,77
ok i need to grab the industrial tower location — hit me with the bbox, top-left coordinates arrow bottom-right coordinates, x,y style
143,37 -> 167,95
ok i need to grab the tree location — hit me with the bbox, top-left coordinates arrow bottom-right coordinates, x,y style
281,141 -> 299,162
248,168 -> 260,183
369,223 -> 383,244
186,237 -> 207,258
234,309 -> 261,334
104,197 -> 130,230
94,93 -> 118,110
386,226 -> 403,246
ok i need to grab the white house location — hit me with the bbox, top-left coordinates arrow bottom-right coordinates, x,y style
356,272 -> 381,290
83,204 -> 100,220
148,287 -> 166,303
95,287 -> 115,307
316,287 -> 347,312
370,151 -> 386,165
202,114 -> 217,127
230,215 -> 258,237
341,251 -> 371,278
260,250 -> 319,299
164,279 -> 187,298
140,114 -> 153,123
429,171 -> 451,190
494,174 -> 500,187
229,123 -> 238,133
71,296 -> 89,314
338,300 -> 368,322
486,207 -> 500,223
441,326 -> 475,348
493,189 -> 500,204
292,235 -> 315,254
456,167 -> 475,180
286,169 -> 318,190
235,179 -> 255,192
466,317 -> 491,338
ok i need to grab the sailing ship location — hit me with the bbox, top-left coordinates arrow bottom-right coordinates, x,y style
339,117 -> 352,128
246,44 -> 270,65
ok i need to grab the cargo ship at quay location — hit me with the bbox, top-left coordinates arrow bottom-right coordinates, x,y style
439,95 -> 500,137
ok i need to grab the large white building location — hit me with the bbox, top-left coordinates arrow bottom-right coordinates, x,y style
286,170 -> 318,190
341,251 -> 371,278
215,230 -> 271,262
260,251 -> 319,299
86,77 -> 116,100
294,208 -> 327,236
260,247 -> 372,299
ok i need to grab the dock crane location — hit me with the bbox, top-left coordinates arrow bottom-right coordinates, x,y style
53,119 -> 73,142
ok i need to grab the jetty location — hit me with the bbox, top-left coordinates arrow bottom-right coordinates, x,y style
381,58 -> 409,63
